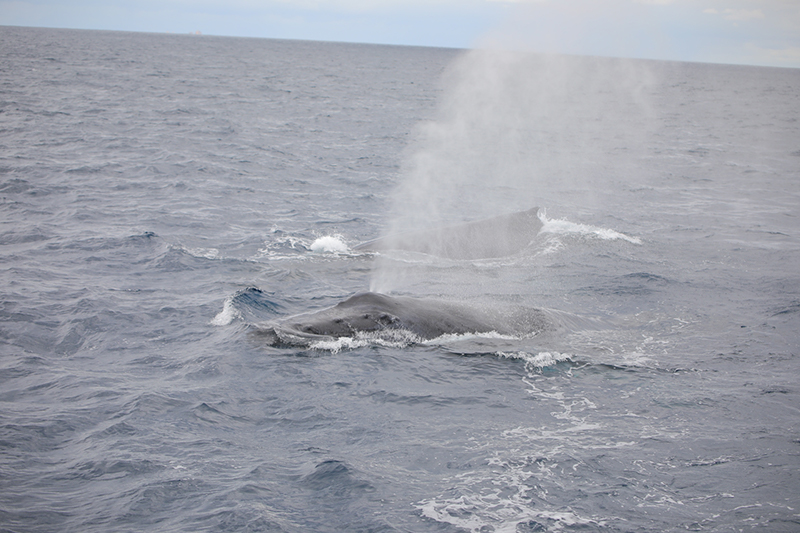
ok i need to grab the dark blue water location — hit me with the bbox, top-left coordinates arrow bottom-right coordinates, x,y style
1,26 -> 799,532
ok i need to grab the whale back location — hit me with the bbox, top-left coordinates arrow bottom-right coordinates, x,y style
266,292 -> 549,343
355,208 -> 542,260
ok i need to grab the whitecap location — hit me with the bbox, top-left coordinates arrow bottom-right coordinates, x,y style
538,211 -> 641,244
210,297 -> 240,326
309,329 -> 423,353
309,235 -> 349,253
497,350 -> 572,369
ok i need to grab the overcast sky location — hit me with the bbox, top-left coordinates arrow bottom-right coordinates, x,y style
2,0 -> 799,68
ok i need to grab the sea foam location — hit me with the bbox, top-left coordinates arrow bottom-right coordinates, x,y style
310,235 -> 349,253
538,211 -> 641,244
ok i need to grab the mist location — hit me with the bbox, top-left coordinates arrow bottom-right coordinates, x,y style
370,19 -> 658,294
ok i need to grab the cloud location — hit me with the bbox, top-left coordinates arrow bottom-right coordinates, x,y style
480,0 -> 800,67
703,7 -> 765,21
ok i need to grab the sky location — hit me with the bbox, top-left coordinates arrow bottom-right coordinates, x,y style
2,0 -> 799,68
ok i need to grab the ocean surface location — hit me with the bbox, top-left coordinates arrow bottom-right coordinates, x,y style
1,25 -> 799,532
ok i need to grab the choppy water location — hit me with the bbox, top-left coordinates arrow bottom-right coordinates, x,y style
1,26 -> 799,532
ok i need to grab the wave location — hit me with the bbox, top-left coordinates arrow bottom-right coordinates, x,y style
173,244 -> 220,260
251,210 -> 640,266
538,210 -> 642,245
497,350 -> 573,370
211,287 -> 283,326
256,232 -> 371,260
210,298 -> 239,326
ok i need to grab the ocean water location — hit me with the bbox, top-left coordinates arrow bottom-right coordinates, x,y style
1,25 -> 799,532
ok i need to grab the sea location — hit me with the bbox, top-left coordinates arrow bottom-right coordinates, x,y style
1,25 -> 799,532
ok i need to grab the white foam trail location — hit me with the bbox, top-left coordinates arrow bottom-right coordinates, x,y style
308,329 -> 533,353
417,476 -> 608,533
539,211 -> 641,244
424,330 -> 521,345
309,329 -> 422,353
309,337 -> 370,353
257,234 -> 359,260
184,246 -> 219,259
309,235 -> 349,253
255,235 -> 310,261
498,350 -> 572,370
172,243 -> 220,259
210,298 -> 239,326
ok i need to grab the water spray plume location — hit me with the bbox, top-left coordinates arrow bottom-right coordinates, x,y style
371,39 -> 655,294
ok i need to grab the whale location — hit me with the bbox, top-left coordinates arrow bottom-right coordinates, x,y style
354,207 -> 542,260
257,292 -> 549,346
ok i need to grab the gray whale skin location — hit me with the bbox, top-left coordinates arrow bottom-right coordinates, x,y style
354,207 -> 542,259
259,209 -> 548,346
262,292 -> 548,344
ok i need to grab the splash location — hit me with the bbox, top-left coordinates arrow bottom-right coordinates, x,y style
309,235 -> 349,254
257,234 -> 356,260
539,211 -> 642,244
497,351 -> 572,373
300,328 -> 534,354
309,329 -> 423,353
426,330 -> 522,345
210,297 -> 239,326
